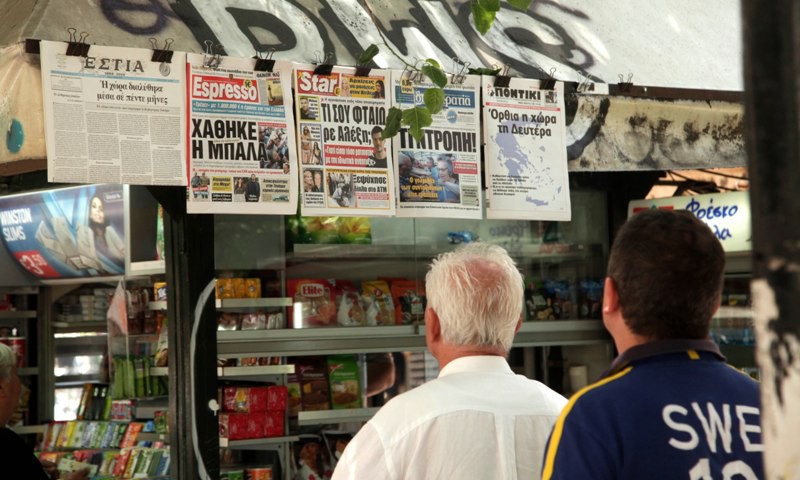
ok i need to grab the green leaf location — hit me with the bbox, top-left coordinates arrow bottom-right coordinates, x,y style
357,44 -> 380,65
424,58 -> 441,69
402,107 -> 433,142
507,0 -> 532,11
382,107 -> 403,139
471,1 -> 497,35
421,64 -> 448,88
481,0 -> 501,12
468,67 -> 503,76
423,88 -> 446,115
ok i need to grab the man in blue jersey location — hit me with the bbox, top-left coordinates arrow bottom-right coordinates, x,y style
542,209 -> 763,479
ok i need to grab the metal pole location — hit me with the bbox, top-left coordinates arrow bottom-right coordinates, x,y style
742,2 -> 800,476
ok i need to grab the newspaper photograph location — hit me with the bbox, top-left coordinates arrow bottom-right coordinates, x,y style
294,64 -> 395,216
186,54 -> 297,214
483,77 -> 571,221
392,72 -> 483,219
40,41 -> 186,186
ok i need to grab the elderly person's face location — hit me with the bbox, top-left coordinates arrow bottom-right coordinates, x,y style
437,161 -> 452,180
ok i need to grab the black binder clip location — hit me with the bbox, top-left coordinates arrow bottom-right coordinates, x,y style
354,63 -> 372,77
24,39 -> 41,54
253,48 -> 276,72
539,67 -> 557,90
450,57 -> 469,85
65,28 -> 90,57
150,38 -> 174,63
494,65 -> 512,88
618,73 -> 634,93
313,52 -> 334,76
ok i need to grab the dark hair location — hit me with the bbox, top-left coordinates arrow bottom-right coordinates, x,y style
607,209 -> 724,339
371,125 -> 383,135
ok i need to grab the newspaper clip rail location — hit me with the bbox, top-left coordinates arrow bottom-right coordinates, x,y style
494,65 -> 512,88
150,38 -> 174,64
539,67 -> 557,90
253,48 -> 276,72
617,73 -> 634,93
313,51 -> 334,76
65,28 -> 90,57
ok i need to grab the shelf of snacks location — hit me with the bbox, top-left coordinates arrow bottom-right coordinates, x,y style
216,297 -> 293,311
218,365 -> 295,382
148,301 -> 167,311
0,309 -> 37,319
288,243 -> 595,262
12,424 -> 47,435
219,435 -> 300,449
53,321 -> 108,333
513,320 -> 609,347
218,385 -> 289,449
149,367 -> 169,377
297,407 -> 380,426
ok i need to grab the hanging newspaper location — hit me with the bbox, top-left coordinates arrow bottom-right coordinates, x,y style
186,54 -> 297,214
294,64 -> 395,216
40,41 -> 186,185
392,72 -> 482,219
483,77 -> 571,221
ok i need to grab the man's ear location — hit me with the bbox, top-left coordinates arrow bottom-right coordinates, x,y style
603,277 -> 620,315
425,307 -> 441,342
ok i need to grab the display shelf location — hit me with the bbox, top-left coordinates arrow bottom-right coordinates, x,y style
215,298 -> 293,311
137,432 -> 168,442
219,435 -> 300,450
217,321 -> 609,356
11,424 -> 46,435
18,367 -> 39,376
150,367 -> 169,377
53,321 -> 107,333
217,365 -> 295,382
297,408 -> 380,426
714,306 -> 753,320
0,310 -> 37,320
289,243 -> 594,262
148,301 -> 167,311
134,397 -> 169,420
0,287 -> 39,295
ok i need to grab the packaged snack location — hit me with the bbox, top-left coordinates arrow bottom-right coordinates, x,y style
389,280 -> 426,325
245,467 -> 273,480
223,387 -> 269,413
245,278 -> 262,298
327,355 -> 362,409
292,435 -> 331,480
219,413 -> 266,440
239,357 -> 259,367
264,411 -> 284,438
233,278 -> 247,299
361,280 -> 394,326
266,385 -> 288,411
216,279 -> 235,299
240,313 -> 267,330
217,313 -> 240,331
295,357 -> 331,411
266,312 -> 285,329
578,279 -> 603,319
152,282 -> 167,301
524,278 -> 553,321
286,374 -> 302,417
322,431 -> 353,470
288,279 -> 336,328
335,281 -> 366,327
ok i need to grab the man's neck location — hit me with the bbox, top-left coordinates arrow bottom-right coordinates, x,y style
435,344 -> 507,370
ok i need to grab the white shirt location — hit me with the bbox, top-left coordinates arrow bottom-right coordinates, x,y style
332,355 -> 567,480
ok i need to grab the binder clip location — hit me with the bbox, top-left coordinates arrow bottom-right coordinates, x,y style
66,28 -> 90,57
202,40 -> 221,70
253,48 -> 276,72
450,58 -> 470,85
24,39 -> 41,54
617,73 -> 634,93
401,60 -> 422,83
313,51 -> 334,76
539,68 -> 557,90
150,38 -> 174,63
493,65 -> 512,88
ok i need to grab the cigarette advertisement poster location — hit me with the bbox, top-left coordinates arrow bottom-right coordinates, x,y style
0,184 -> 125,278
40,41 -> 186,186
483,77 -> 571,221
186,54 -> 297,214
294,64 -> 395,217
392,73 -> 483,219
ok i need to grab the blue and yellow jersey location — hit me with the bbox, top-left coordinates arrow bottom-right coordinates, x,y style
542,339 -> 763,480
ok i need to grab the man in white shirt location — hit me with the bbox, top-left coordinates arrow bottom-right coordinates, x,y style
332,243 -> 567,480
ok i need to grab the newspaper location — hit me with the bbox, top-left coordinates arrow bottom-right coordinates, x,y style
39,41 -> 186,185
186,54 -> 297,214
483,77 -> 571,221
294,64 -> 395,216
392,72 -> 483,219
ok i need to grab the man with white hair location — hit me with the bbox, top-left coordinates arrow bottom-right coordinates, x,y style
332,243 -> 567,479
0,343 -> 88,479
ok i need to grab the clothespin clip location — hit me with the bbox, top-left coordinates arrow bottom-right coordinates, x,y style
66,28 -> 90,57
253,48 -> 276,72
540,68 -> 557,90
150,38 -> 174,63
313,51 -> 334,76
618,73 -> 634,93
494,64 -> 512,88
